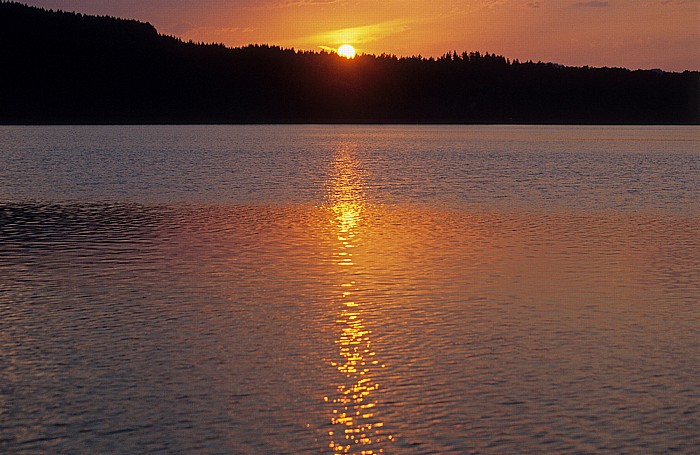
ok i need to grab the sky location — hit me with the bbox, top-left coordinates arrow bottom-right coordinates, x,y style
20,0 -> 700,71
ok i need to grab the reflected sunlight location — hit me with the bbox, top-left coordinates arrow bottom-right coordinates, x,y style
325,144 -> 390,454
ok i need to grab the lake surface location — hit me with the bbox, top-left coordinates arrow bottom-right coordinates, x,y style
1,125 -> 699,454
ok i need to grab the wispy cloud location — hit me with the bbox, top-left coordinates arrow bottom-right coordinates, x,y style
249,0 -> 345,9
304,19 -> 410,47
659,0 -> 690,5
278,0 -> 344,6
175,25 -> 256,44
574,1 -> 609,7
444,0 -> 510,16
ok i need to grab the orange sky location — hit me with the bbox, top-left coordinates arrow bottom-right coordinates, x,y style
23,0 -> 700,71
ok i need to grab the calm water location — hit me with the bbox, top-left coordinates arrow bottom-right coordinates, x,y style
1,125 -> 699,454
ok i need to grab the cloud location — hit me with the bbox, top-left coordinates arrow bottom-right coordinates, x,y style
174,25 -> 256,44
278,0 -> 344,5
574,1 -> 609,6
445,0 -> 509,16
250,0 -> 345,9
305,20 -> 410,47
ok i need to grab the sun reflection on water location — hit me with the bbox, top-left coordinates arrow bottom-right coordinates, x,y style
325,145 -> 390,454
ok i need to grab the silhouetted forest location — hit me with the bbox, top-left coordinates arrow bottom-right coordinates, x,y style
1,1 -> 698,124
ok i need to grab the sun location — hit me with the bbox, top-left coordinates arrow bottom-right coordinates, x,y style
337,44 -> 356,59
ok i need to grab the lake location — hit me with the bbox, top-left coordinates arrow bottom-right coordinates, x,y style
1,125 -> 699,454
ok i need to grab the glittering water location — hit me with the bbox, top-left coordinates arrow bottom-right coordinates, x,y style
1,125 -> 699,454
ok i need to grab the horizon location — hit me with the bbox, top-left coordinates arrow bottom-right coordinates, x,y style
14,0 -> 700,73
2,1 -> 697,126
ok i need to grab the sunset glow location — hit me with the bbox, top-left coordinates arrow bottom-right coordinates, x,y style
18,0 -> 700,72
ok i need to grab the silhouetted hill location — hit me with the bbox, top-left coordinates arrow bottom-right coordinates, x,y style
1,1 -> 698,124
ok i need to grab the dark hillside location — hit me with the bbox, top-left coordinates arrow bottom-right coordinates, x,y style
1,1 -> 698,124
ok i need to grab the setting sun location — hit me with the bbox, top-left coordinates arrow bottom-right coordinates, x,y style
337,44 -> 356,59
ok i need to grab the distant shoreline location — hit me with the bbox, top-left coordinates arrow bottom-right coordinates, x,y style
2,2 -> 698,125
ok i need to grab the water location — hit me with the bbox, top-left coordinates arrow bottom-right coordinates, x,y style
1,125 -> 699,454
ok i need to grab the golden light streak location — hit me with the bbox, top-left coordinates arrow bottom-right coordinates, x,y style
325,144 -> 391,455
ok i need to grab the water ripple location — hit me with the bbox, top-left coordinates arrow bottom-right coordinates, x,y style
1,126 -> 699,454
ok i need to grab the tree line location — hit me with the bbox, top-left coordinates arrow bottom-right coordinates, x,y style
1,1 -> 698,124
